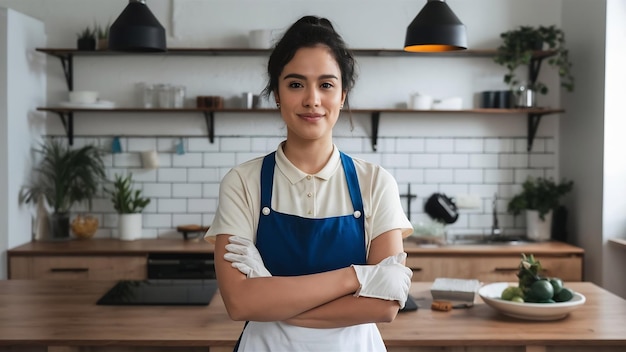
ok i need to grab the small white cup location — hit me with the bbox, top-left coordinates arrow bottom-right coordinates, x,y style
69,91 -> 99,104
141,150 -> 159,169
409,94 -> 433,110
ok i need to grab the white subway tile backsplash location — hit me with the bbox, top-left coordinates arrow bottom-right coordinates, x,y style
127,138 -> 157,152
425,138 -> 454,152
485,138 -> 514,153
203,183 -> 220,198
469,154 -> 498,168
143,183 -> 172,198
189,168 -> 220,183
396,138 -> 425,152
172,153 -> 203,167
158,168 -> 188,182
455,138 -> 483,152
440,154 -> 469,168
530,154 -> 555,168
484,169 -> 514,183
113,153 -> 142,168
144,213 -> 172,228
173,214 -> 202,226
499,154 -> 528,168
454,169 -> 483,183
425,169 -> 453,183
410,154 -> 439,168
66,134 -> 556,239
221,137 -> 251,152
204,152 -> 237,166
382,153 -> 410,168
173,183 -> 203,198
188,198 -> 215,213
158,199 -> 188,213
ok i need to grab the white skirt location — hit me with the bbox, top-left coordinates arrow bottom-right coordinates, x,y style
236,321 -> 387,352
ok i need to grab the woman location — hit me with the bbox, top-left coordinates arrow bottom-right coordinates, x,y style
205,15 -> 413,352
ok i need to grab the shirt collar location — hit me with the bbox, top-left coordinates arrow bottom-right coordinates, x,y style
275,142 -> 341,184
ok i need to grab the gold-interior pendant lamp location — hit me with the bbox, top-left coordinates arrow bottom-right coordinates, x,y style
404,0 -> 467,52
108,0 -> 166,52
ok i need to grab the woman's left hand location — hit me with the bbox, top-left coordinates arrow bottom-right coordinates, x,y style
224,236 -> 272,278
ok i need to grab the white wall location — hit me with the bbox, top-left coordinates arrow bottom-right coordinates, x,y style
602,0 -> 626,298
0,7 -> 46,279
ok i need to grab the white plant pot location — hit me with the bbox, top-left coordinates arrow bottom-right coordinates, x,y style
118,213 -> 142,241
526,210 -> 553,242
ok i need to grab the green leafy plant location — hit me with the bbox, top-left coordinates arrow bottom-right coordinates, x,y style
95,21 -> 110,40
20,139 -> 106,214
106,173 -> 151,214
494,25 -> 574,94
76,26 -> 96,40
507,177 -> 574,220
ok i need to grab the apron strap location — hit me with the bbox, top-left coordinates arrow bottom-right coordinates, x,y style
339,151 -> 364,213
260,152 -> 276,208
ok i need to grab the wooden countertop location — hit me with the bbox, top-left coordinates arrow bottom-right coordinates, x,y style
0,281 -> 623,349
7,238 -> 584,256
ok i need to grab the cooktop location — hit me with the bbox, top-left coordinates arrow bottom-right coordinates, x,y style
97,279 -> 218,306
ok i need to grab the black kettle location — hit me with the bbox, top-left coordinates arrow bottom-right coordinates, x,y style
424,193 -> 459,224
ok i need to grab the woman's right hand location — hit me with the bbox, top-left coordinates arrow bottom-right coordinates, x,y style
351,253 -> 412,308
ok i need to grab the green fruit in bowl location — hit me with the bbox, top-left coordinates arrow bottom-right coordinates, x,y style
526,279 -> 554,302
501,286 -> 524,301
554,287 -> 575,302
549,277 -> 564,295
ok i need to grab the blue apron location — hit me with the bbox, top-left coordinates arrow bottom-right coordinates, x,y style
234,151 -> 367,351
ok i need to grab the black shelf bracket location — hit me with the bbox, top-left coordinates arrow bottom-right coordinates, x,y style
371,111 -> 381,151
527,113 -> 542,152
49,53 -> 73,90
202,111 -> 215,143
51,111 -> 74,145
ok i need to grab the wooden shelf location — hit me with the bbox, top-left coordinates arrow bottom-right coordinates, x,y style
36,47 -> 561,150
37,107 -> 565,151
36,48 -> 510,58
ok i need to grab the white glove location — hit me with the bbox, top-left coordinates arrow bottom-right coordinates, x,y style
351,252 -> 412,308
223,236 -> 272,278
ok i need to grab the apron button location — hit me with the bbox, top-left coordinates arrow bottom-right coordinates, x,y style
353,210 -> 362,218
262,207 -> 271,215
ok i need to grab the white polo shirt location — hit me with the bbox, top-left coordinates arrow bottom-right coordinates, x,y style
205,143 -> 412,256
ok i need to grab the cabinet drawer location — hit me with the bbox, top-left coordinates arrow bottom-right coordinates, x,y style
406,255 -> 582,282
9,256 -> 147,280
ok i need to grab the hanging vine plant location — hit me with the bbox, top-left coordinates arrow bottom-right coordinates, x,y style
494,25 -> 574,95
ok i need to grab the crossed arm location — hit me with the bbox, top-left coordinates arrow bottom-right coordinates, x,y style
213,230 -> 407,328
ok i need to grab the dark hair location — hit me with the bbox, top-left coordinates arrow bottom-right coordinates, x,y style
262,16 -> 357,108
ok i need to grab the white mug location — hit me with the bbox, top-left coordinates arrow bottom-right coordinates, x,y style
141,150 -> 159,169
409,94 -> 433,110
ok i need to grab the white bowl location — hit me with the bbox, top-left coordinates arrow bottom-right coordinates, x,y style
69,91 -> 99,104
478,282 -> 586,321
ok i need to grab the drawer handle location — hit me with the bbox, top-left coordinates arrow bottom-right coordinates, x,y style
412,268 -> 423,272
493,267 -> 518,272
50,268 -> 89,273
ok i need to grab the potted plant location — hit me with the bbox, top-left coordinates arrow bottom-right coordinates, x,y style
494,25 -> 574,97
106,173 -> 151,241
96,22 -> 110,50
20,139 -> 106,240
507,177 -> 574,241
76,25 -> 96,51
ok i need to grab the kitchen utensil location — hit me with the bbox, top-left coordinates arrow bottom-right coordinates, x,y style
479,282 -> 586,320
424,193 -> 459,224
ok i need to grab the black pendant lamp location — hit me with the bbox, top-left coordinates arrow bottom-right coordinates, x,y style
108,0 -> 166,52
404,0 -> 467,52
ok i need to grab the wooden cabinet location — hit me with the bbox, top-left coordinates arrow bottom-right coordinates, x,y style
9,255 -> 147,280
406,254 -> 582,282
